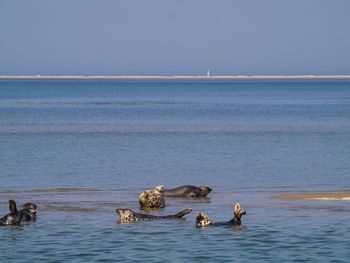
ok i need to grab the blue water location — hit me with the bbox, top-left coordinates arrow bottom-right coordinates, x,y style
1,80 -> 350,262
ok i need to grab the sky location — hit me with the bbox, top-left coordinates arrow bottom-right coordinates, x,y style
0,0 -> 350,75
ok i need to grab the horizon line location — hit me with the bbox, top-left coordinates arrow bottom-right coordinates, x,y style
1,75 -> 350,80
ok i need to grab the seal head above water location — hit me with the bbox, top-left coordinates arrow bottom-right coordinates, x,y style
21,203 -> 37,221
139,185 -> 165,209
116,208 -> 192,222
163,185 -> 212,198
196,203 -> 246,228
196,212 -> 213,227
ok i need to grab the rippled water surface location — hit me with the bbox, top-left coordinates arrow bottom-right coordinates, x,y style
1,80 -> 350,262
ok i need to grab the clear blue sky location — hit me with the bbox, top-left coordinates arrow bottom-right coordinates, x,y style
1,0 -> 349,75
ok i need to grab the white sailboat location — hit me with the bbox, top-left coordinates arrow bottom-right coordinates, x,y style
207,70 -> 210,77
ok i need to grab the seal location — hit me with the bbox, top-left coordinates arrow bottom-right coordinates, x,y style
196,203 -> 246,228
138,185 -> 165,209
116,208 -> 192,222
0,200 -> 25,226
163,185 -> 212,198
21,203 -> 37,221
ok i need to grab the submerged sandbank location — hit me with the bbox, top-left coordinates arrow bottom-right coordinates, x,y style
0,188 -> 100,194
275,191 -> 350,201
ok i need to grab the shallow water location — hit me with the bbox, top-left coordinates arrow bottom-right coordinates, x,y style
1,80 -> 350,262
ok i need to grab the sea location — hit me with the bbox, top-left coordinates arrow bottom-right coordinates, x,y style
0,79 -> 349,262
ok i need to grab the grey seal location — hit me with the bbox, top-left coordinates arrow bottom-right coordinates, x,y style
163,185 -> 212,198
0,200 -> 25,226
196,203 -> 246,228
116,208 -> 192,222
139,185 -> 165,209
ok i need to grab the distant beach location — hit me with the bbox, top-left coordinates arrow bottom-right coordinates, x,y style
1,75 -> 350,80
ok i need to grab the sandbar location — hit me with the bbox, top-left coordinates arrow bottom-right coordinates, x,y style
275,191 -> 350,201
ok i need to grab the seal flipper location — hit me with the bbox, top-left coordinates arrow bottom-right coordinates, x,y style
174,208 -> 192,218
16,212 -> 25,226
9,200 -> 18,214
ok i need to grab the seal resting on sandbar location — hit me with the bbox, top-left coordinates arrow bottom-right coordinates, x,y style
163,185 -> 212,198
0,200 -> 25,226
196,203 -> 246,228
139,185 -> 165,209
116,208 -> 192,222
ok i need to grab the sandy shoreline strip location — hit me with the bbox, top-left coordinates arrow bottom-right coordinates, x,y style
1,75 -> 350,80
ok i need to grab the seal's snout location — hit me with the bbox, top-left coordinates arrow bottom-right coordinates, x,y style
116,209 -> 124,215
199,185 -> 212,195
155,185 -> 165,192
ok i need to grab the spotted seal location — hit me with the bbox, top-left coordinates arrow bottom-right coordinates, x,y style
163,185 -> 212,198
0,200 -> 25,226
116,208 -> 192,222
196,203 -> 246,228
138,185 -> 165,209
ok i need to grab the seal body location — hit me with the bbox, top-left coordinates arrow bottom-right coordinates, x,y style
116,208 -> 192,222
139,185 -> 165,209
163,185 -> 212,198
196,203 -> 246,228
0,200 -> 25,226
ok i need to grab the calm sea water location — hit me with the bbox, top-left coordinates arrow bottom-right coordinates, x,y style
1,79 -> 350,262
